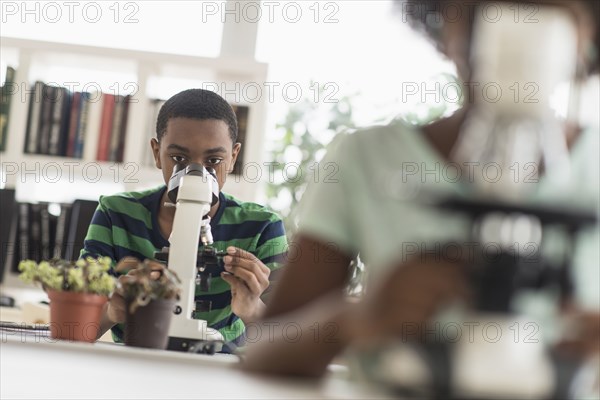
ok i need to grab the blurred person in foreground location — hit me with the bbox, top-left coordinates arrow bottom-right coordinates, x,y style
243,0 -> 600,389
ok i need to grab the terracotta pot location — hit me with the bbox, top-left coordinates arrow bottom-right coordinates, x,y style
125,298 -> 175,349
47,290 -> 108,342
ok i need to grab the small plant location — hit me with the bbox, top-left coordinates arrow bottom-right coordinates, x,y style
18,257 -> 115,296
116,258 -> 181,314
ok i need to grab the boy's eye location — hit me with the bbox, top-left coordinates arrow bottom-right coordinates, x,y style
170,155 -> 187,164
206,158 -> 223,166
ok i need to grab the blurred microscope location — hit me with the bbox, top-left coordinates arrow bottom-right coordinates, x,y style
154,163 -> 226,354
362,2 -> 599,399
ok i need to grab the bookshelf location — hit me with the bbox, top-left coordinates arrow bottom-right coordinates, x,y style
1,36 -> 269,197
0,32 -> 269,289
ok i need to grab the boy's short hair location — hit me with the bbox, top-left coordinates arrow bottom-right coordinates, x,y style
156,89 -> 238,144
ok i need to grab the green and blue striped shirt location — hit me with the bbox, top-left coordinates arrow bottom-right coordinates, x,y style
81,185 -> 287,348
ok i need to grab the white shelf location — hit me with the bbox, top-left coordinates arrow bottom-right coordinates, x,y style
1,37 -> 268,77
0,35 -> 270,202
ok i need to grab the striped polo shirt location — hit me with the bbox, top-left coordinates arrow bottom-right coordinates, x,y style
80,185 -> 287,348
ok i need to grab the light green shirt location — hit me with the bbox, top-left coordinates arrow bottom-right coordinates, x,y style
298,120 -> 599,309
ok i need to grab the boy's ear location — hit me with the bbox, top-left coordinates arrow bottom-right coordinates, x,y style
150,138 -> 162,169
229,142 -> 242,173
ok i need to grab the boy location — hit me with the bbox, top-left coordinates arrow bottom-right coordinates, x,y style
81,89 -> 287,348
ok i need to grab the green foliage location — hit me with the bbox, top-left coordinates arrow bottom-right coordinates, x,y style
116,259 -> 181,314
18,257 -> 115,296
265,84 -> 365,295
265,84 -> 357,236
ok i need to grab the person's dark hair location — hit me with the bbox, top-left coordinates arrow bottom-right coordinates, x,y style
398,0 -> 600,73
156,89 -> 238,144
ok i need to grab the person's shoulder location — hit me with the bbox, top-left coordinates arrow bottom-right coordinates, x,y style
326,120 -> 420,155
220,192 -> 282,223
342,119 -> 418,140
320,120 -> 422,172
98,185 -> 165,209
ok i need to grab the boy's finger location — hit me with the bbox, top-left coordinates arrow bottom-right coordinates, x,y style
224,258 -> 269,288
224,252 -> 271,276
221,272 -> 239,288
224,266 -> 262,294
224,255 -> 268,275
226,246 -> 259,262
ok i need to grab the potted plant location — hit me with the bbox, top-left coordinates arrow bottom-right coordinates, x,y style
18,257 -> 116,342
116,258 -> 181,349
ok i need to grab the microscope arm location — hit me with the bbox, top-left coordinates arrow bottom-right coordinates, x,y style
168,174 -> 213,324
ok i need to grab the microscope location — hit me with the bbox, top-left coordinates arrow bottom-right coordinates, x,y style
357,3 -> 598,399
154,163 -> 227,354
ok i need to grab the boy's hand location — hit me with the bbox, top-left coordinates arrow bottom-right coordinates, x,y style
221,246 -> 270,324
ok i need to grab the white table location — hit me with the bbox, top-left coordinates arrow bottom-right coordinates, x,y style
0,334 -> 392,399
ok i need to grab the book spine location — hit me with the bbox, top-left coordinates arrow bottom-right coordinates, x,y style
25,81 -> 44,154
58,91 -> 73,156
53,203 -> 71,259
66,92 -> 82,157
40,205 -> 51,260
115,96 -> 131,162
96,93 -> 115,161
0,66 -> 16,152
18,203 -> 29,264
38,85 -> 56,155
48,87 -> 66,155
5,202 -> 19,274
65,200 -> 97,261
108,95 -> 124,162
73,92 -> 91,159
29,203 -> 42,261
82,92 -> 103,161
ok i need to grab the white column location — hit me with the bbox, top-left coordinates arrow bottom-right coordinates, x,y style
219,0 -> 261,60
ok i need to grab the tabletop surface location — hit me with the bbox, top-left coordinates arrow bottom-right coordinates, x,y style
0,333 -> 392,400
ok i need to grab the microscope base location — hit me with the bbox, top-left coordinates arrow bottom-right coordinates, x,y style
167,336 -> 223,354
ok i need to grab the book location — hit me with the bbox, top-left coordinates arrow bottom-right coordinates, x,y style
57,90 -> 73,156
48,87 -> 69,155
0,189 -> 16,282
40,205 -> 51,260
96,93 -> 116,161
53,203 -> 72,259
64,200 -> 98,261
16,203 -> 29,270
73,92 -> 91,159
5,205 -> 19,276
38,85 -> 57,154
108,95 -> 125,162
66,92 -> 82,157
115,95 -> 131,162
24,81 -> 44,154
82,92 -> 103,161
29,203 -> 42,261
0,66 -> 16,152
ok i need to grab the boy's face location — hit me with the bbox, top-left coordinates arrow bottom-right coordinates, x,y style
151,117 -> 241,193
